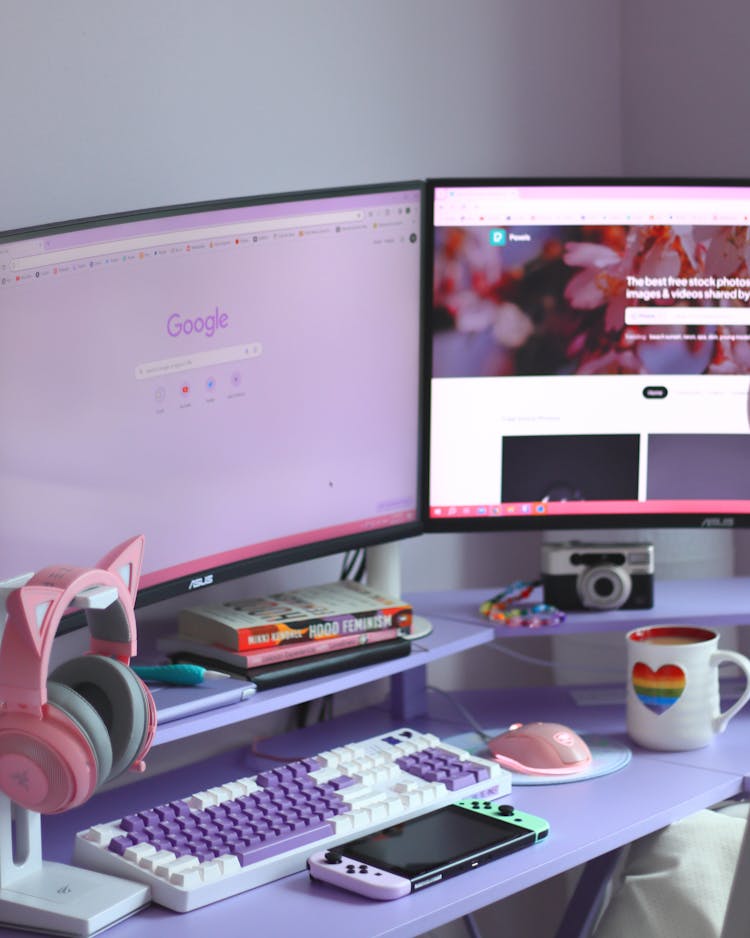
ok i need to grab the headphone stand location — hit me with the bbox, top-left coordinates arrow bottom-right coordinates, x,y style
0,794 -> 150,936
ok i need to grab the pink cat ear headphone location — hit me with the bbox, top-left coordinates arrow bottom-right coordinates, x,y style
0,535 -> 156,814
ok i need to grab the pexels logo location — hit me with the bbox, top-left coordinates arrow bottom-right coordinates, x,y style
167,306 -> 229,339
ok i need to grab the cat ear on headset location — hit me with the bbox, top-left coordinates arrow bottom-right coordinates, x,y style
4,584 -> 64,657
97,535 -> 145,602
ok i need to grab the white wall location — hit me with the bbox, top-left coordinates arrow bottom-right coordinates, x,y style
621,0 -> 750,179
1,0 -> 622,232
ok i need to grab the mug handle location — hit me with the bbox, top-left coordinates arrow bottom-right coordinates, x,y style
711,650 -> 750,733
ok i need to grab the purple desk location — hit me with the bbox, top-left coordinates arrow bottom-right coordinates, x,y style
5,684 -> 747,938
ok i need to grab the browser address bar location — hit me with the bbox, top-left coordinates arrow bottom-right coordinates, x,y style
11,210 -> 365,271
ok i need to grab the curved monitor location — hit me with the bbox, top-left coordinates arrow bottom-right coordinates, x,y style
0,182 -> 424,615
424,178 -> 750,531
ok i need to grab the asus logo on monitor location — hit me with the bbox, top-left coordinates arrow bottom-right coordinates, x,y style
188,574 -> 215,589
700,518 -> 735,528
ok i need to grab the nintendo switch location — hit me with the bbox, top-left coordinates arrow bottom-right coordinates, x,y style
307,799 -> 549,900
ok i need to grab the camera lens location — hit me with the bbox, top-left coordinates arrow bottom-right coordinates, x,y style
592,576 -> 615,598
577,565 -> 631,610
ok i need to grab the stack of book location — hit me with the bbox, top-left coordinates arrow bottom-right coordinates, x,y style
158,580 -> 414,689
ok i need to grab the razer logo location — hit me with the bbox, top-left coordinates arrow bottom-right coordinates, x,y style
12,769 -> 30,791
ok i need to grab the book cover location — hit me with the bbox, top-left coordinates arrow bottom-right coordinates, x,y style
177,580 -> 413,652
158,625 -> 403,668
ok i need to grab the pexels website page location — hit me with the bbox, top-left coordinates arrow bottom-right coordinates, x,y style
429,184 -> 750,518
0,189 -> 422,583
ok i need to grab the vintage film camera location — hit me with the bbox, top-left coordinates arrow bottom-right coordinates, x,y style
541,542 -> 654,611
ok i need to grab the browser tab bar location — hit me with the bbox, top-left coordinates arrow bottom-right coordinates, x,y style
10,210 -> 365,272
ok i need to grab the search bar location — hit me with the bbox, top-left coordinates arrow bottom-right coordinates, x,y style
135,342 -> 262,380
625,307 -> 750,326
12,210 -> 364,272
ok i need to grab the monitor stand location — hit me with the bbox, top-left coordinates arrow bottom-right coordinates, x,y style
0,795 -> 150,936
365,541 -> 402,598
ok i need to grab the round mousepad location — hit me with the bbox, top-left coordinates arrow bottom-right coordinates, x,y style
445,728 -> 632,785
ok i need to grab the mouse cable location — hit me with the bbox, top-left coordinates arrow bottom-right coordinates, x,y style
488,639 -> 625,675
425,685 -> 493,742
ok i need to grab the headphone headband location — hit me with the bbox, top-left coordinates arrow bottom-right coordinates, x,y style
0,536 -> 144,714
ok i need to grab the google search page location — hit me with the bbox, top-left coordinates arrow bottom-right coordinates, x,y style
0,188 -> 422,585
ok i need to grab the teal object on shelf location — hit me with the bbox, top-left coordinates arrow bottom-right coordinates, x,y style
132,663 -> 206,685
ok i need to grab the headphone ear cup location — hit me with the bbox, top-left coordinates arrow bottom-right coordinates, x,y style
0,681 -> 112,814
50,656 -> 151,781
46,680 -> 114,786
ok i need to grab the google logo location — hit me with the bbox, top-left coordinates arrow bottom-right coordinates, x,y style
167,306 -> 229,338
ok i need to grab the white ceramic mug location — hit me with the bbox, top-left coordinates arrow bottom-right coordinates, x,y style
625,625 -> 750,751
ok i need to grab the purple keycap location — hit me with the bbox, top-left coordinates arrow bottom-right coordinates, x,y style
149,836 -> 172,851
137,809 -> 161,826
119,814 -> 145,833
108,835 -> 137,856
170,800 -> 193,818
325,775 -> 357,791
153,803 -> 178,821
301,756 -> 324,772
206,804 -> 230,820
231,820 -> 335,867
247,790 -> 273,806
466,763 -> 490,782
444,772 -> 476,790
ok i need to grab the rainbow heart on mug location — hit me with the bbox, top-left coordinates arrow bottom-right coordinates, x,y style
632,662 -> 686,714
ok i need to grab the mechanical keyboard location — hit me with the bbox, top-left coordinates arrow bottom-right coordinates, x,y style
74,727 -> 510,912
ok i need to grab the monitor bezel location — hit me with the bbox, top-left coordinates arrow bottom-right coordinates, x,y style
2,180 -> 427,620
421,176 -> 750,533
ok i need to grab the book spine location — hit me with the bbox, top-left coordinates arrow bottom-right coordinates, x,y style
180,605 -> 412,652
222,627 -> 402,666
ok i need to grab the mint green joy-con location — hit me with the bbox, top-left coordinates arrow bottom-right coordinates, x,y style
454,799 -> 550,840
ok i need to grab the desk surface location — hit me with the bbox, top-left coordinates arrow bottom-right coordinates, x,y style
9,683 -> 748,938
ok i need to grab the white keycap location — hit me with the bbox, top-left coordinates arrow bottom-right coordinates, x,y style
331,814 -> 356,835
123,842 -> 157,863
82,824 -> 116,845
140,849 -> 176,872
163,855 -> 200,881
187,790 -> 218,810
199,860 -> 223,883
168,867 -> 203,889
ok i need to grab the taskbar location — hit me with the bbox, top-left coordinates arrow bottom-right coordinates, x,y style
429,498 -> 750,519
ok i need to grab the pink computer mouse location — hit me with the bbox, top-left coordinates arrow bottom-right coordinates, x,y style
488,722 -> 593,776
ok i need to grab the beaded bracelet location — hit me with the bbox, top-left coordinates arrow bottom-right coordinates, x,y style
479,579 -> 565,628
489,602 -> 566,628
